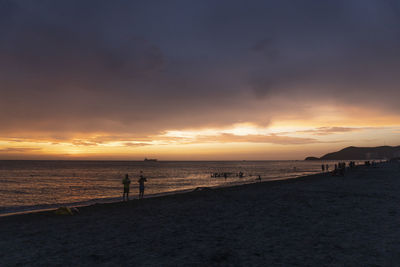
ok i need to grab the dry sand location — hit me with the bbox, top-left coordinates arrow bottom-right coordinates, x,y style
1,162 -> 400,266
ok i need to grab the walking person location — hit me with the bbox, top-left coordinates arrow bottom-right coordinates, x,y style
138,171 -> 147,199
122,174 -> 131,201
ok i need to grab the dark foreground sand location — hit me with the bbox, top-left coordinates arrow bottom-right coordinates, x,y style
1,163 -> 400,266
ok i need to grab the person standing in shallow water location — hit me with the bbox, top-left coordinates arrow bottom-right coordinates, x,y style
138,171 -> 147,199
122,174 -> 131,201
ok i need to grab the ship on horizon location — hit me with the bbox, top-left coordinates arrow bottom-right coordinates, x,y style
144,158 -> 158,162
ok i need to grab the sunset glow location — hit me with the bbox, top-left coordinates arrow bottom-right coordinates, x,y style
1,114 -> 399,160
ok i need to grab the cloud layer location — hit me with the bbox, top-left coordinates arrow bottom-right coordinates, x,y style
1,0 -> 400,140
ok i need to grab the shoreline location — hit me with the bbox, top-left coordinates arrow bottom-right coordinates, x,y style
0,169 -> 327,219
0,170 -> 322,218
0,166 -> 357,222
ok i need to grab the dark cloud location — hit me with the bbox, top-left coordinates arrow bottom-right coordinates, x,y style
1,0 -> 400,138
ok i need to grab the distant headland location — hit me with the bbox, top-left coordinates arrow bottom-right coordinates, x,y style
305,145 -> 400,160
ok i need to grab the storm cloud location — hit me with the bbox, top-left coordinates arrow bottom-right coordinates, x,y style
1,0 -> 400,139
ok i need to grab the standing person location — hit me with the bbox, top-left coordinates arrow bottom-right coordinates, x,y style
326,164 -> 329,172
122,174 -> 131,201
138,171 -> 147,199
321,164 -> 325,172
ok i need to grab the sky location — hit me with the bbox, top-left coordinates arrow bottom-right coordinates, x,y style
0,0 -> 400,160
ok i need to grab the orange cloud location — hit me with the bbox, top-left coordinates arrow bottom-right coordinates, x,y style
0,147 -> 42,153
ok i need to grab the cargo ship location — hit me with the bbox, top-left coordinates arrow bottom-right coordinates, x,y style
144,158 -> 158,162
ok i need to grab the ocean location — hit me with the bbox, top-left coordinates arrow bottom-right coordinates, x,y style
0,160 -> 358,215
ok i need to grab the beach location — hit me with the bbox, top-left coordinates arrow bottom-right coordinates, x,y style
1,162 -> 400,266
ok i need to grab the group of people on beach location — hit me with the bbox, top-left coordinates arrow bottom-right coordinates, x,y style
321,161 -> 358,176
211,171 -> 245,179
122,171 -> 147,201
321,164 -> 330,172
211,171 -> 262,182
364,161 -> 373,167
321,162 -> 347,176
333,162 -> 347,176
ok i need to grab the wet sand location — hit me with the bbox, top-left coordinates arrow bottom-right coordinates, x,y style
1,162 -> 400,266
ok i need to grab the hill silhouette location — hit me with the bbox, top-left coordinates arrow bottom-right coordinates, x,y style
305,146 -> 400,160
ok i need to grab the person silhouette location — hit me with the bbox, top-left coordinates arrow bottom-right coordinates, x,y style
122,174 -> 131,201
138,171 -> 147,199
